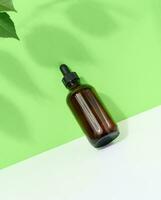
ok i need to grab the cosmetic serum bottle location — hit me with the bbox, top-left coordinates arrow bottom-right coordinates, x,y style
60,64 -> 120,148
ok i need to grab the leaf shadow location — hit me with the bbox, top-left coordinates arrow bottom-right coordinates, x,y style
150,1 -> 161,35
37,0 -> 64,10
65,1 -> 119,37
29,0 -> 119,37
0,95 -> 30,140
24,25 -> 94,67
19,0 -> 139,40
0,50 -> 43,97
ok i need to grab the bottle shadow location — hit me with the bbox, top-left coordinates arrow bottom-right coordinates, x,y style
99,93 -> 126,122
99,93 -> 128,146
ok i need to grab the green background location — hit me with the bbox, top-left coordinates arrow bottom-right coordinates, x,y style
0,0 -> 161,168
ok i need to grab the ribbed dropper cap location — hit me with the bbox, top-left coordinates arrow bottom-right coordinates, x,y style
60,64 -> 80,89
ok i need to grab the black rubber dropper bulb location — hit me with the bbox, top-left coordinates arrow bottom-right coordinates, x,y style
60,64 -> 71,76
60,64 -> 80,89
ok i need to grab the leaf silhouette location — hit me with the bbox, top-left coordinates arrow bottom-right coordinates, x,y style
0,51 -> 42,96
0,0 -> 16,11
25,25 -> 93,67
0,95 -> 29,139
0,12 -> 18,39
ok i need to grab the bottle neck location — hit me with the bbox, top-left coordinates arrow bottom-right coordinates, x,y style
67,80 -> 80,90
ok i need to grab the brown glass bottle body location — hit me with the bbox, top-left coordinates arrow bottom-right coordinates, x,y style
67,84 -> 120,148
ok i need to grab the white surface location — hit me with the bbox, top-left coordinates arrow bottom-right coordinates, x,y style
0,106 -> 161,200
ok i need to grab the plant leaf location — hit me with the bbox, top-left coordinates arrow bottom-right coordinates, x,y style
0,0 -> 15,12
0,12 -> 18,39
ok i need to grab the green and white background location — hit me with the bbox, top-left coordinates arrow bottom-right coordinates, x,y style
0,0 -> 161,199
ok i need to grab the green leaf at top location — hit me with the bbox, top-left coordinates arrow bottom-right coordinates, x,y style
0,0 -> 15,12
0,12 -> 18,39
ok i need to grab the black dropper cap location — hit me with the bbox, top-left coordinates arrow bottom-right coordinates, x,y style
60,64 -> 80,89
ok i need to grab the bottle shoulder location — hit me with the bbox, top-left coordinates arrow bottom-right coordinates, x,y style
67,84 -> 94,100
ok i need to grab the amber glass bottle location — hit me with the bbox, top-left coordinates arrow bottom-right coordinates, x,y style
60,64 -> 120,148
